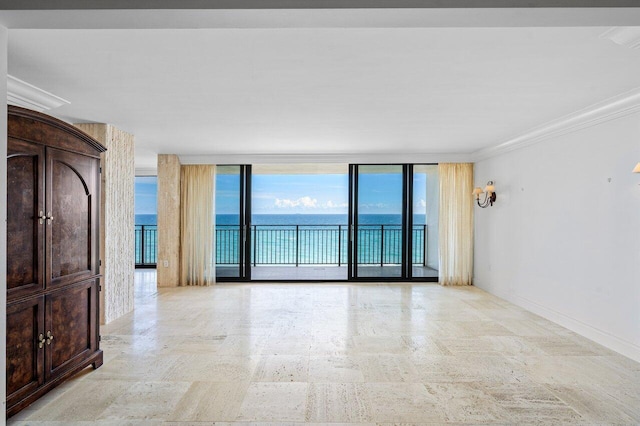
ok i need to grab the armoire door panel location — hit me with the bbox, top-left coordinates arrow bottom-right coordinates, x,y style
46,148 -> 100,288
6,297 -> 45,408
6,106 -> 105,418
6,138 -> 45,300
45,280 -> 97,381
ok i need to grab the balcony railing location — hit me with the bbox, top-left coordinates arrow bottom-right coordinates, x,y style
135,224 -> 428,268
135,225 -> 158,267
217,224 -> 428,267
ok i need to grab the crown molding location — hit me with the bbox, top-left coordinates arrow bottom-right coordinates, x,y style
600,26 -> 640,49
7,75 -> 70,112
472,86 -> 640,161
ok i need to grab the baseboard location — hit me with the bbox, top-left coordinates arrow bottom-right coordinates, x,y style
475,283 -> 640,363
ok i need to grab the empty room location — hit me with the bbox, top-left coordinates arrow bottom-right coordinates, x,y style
2,1 -> 640,424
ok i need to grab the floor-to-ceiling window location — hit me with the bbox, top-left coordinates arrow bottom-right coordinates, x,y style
412,165 -> 439,278
214,163 -> 438,282
215,165 -> 251,280
134,176 -> 158,268
351,165 -> 405,279
251,164 -> 349,281
348,164 -> 438,281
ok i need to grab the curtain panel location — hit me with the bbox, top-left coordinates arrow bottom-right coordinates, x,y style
438,163 -> 474,286
180,164 -> 216,286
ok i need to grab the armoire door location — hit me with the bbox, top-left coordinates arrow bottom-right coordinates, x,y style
45,148 -> 100,288
6,296 -> 45,408
45,279 -> 99,381
6,139 -> 45,301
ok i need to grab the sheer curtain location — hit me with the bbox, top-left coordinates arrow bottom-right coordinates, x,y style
180,165 -> 216,286
438,163 -> 474,286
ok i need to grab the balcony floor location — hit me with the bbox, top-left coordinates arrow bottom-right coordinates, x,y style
217,265 -> 438,280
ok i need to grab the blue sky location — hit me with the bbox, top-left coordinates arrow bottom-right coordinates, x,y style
217,172 -> 427,215
136,171 -> 428,216
134,176 -> 158,215
251,173 -> 349,215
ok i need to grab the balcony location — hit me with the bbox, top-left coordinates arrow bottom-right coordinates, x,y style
135,224 -> 437,279
135,225 -> 158,268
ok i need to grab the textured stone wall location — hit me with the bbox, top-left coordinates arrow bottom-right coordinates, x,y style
75,123 -> 135,324
157,154 -> 181,287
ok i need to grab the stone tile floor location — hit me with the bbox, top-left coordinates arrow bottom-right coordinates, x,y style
9,270 -> 640,425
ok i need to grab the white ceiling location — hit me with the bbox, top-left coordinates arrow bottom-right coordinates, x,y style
7,25 -> 640,169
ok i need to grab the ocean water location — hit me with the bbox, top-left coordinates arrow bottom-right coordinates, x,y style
135,214 -> 426,226
135,214 -> 158,225
135,214 -> 428,266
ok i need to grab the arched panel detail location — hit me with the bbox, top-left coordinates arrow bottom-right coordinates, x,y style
55,160 -> 91,195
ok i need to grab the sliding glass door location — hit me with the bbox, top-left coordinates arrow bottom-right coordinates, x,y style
412,165 -> 439,278
350,165 -> 405,279
215,165 -> 251,281
214,163 -> 437,282
348,164 -> 438,281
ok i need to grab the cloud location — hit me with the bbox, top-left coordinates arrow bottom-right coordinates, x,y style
361,203 -> 388,209
418,199 -> 426,208
274,196 -> 318,209
324,200 -> 348,209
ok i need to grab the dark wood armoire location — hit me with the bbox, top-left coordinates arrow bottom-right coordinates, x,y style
6,106 -> 105,417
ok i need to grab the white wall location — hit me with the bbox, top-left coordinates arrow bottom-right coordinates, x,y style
474,111 -> 640,362
1,24 -> 8,423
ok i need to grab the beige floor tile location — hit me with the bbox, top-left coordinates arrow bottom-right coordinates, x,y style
263,336 -> 313,355
168,381 -> 250,421
350,336 -> 414,355
499,319 -> 565,337
436,336 -> 546,356
423,382 -> 511,423
597,384 -> 640,421
308,355 -> 365,383
310,335 -> 357,356
547,384 -> 640,423
22,379 -> 130,421
11,422 -> 165,426
252,355 -> 309,382
411,355 -> 531,384
90,353 -> 180,381
172,334 -> 267,356
364,383 -> 445,423
237,382 -> 309,422
97,381 -> 191,421
480,382 -> 583,423
305,382 -> 372,422
10,272 -> 640,426
400,335 -> 452,355
522,335 -> 612,356
437,320 -> 515,338
510,355 -> 637,386
163,354 -> 257,382
358,354 -> 421,382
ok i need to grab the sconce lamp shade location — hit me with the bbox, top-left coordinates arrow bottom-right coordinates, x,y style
633,162 -> 640,173
473,181 -> 497,207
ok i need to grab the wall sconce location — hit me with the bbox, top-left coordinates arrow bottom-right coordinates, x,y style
633,162 -> 640,173
473,181 -> 497,208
